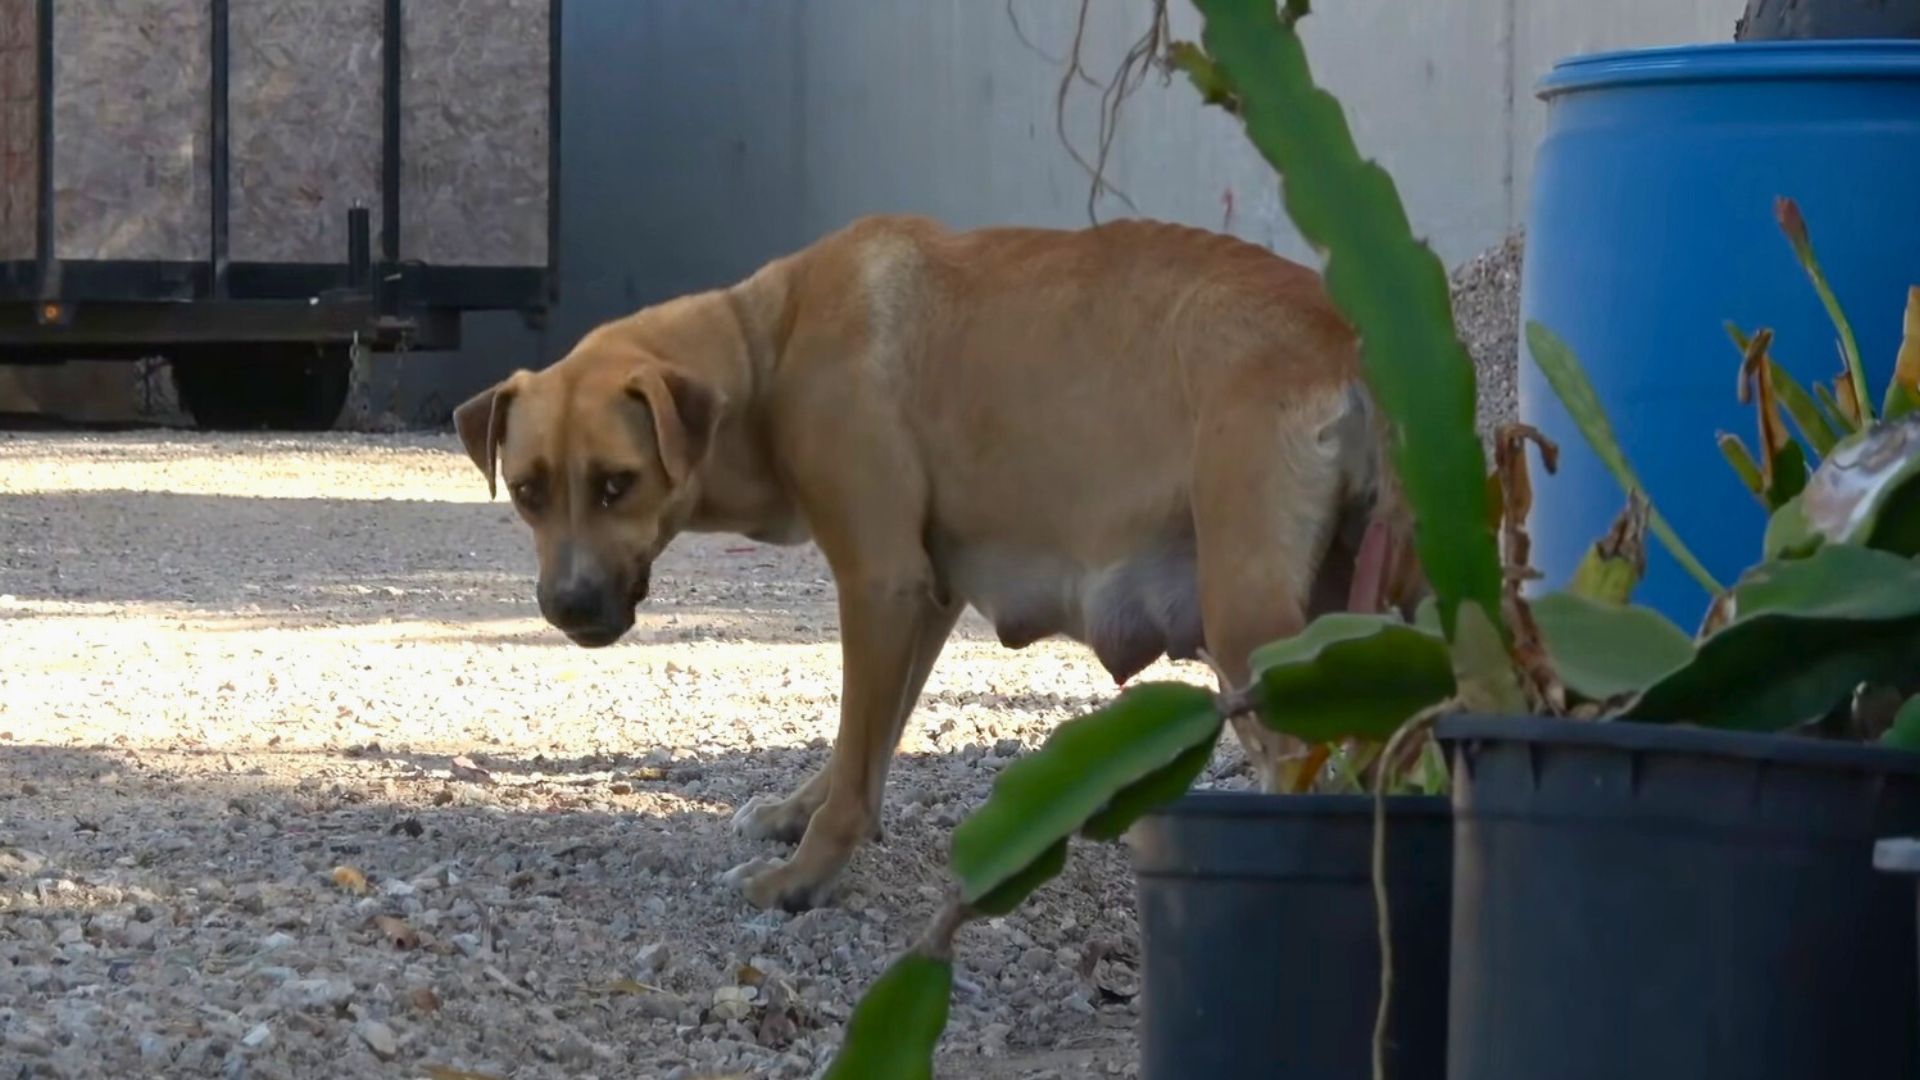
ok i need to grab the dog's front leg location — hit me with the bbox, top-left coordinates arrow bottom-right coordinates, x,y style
730,760 -> 834,844
724,573 -> 952,911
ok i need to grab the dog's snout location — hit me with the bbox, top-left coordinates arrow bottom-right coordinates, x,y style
545,578 -> 608,626
536,546 -> 635,647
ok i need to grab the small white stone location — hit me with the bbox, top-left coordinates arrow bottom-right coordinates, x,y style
355,1019 -> 398,1060
635,942 -> 671,975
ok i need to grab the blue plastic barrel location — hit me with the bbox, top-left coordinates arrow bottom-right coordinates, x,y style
1518,41 -> 1920,626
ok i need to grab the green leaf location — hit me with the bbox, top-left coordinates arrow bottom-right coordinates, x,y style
1567,496 -> 1650,605
1718,433 -> 1765,499
1247,614 -> 1456,743
1166,41 -> 1240,111
1762,492 -> 1826,561
1414,739 -> 1450,796
1626,544 -> 1920,732
969,839 -> 1066,917
1413,595 -> 1442,637
1886,384 -> 1920,423
1192,0 -> 1504,645
1530,590 -> 1695,701
1776,196 -> 1872,425
1080,727 -> 1222,842
1767,438 -> 1809,510
1880,696 -> 1920,751
1449,599 -> 1528,715
822,953 -> 952,1080
1770,360 -> 1844,457
1525,321 -> 1724,596
949,682 -> 1219,905
1795,413 -> 1920,557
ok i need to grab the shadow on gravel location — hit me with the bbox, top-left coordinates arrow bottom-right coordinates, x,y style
0,737 -> 1147,1078
2,490 -> 525,617
0,489 -> 836,637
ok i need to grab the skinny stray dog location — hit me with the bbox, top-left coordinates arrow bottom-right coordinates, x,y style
452,214 -> 1419,911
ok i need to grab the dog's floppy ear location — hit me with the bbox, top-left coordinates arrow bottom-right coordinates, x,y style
452,372 -> 525,499
625,367 -> 723,487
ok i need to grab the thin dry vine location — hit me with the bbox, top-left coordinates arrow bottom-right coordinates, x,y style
1018,0 -> 1178,224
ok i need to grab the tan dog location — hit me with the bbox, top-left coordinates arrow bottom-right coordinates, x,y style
452,214 -> 1417,911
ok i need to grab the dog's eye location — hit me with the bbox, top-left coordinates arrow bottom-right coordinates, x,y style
507,480 -> 543,510
599,471 -> 636,508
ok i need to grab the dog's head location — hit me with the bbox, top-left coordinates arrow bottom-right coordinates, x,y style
452,333 -> 723,648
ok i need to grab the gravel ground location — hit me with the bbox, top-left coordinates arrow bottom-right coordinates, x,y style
0,430 -> 1253,1080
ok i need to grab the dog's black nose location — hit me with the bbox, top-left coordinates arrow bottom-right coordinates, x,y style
544,579 -> 609,627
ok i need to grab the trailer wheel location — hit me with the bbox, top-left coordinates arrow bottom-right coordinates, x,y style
171,345 -> 353,432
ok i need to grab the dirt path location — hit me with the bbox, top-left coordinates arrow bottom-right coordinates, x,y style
0,430 -> 1244,1079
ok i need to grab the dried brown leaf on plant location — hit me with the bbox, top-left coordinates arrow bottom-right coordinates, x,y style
1736,328 -> 1791,487
1893,286 -> 1920,413
1492,423 -> 1559,585
1287,744 -> 1331,794
1835,363 -> 1863,428
1491,423 -> 1567,715
1695,589 -> 1739,639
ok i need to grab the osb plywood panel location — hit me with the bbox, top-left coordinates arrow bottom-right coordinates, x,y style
52,0 -> 210,261
401,0 -> 548,267
0,0 -> 36,261
230,0 -> 382,264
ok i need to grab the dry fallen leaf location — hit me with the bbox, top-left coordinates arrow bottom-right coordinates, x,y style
449,756 -> 494,785
483,965 -> 532,998
422,1068 -> 505,1080
330,865 -> 369,896
407,986 -> 442,1013
595,977 -> 668,996
372,915 -> 420,950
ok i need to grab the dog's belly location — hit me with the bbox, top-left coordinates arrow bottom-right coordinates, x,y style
938,539 -> 1206,685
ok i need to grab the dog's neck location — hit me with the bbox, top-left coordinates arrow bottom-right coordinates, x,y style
627,263 -> 808,544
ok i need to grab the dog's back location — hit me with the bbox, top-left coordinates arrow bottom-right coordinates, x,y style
757,214 -> 1393,684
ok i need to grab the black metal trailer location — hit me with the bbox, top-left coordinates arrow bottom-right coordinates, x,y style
0,0 -> 559,431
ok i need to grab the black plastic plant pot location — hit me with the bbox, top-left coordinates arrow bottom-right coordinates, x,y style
1438,715 -> 1920,1080
1874,837 -> 1920,996
1127,791 -> 1452,1080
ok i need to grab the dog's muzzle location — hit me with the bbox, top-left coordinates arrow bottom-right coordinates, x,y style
538,560 -> 653,648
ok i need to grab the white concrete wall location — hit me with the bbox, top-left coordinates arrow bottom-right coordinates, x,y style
398,0 -> 1748,420
775,0 -> 1746,264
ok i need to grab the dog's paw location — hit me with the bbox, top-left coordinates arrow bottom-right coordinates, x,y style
730,794 -> 813,844
721,855 -> 838,912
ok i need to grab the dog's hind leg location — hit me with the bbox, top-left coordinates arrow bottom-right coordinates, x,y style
1191,391 -> 1349,793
